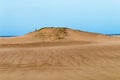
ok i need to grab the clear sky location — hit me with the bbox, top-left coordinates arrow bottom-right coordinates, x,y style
0,0 -> 120,36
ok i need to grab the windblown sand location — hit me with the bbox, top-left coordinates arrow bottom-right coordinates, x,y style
0,28 -> 120,80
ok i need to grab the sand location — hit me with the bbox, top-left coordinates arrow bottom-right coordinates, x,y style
0,28 -> 120,80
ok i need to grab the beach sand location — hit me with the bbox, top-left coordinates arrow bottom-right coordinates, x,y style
0,28 -> 120,80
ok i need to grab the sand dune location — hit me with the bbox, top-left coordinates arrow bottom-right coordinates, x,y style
0,28 -> 119,44
0,27 -> 120,80
26,27 -> 120,42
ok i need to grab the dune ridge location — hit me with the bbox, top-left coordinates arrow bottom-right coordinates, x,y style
0,27 -> 119,44
26,27 -> 113,41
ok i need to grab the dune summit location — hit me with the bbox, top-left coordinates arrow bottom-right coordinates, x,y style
25,27 -> 118,42
0,27 -> 120,44
27,27 -> 68,40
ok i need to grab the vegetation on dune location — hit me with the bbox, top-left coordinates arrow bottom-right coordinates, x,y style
37,27 -> 67,31
33,27 -> 68,40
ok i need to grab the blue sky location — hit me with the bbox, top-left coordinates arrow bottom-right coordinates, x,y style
0,0 -> 120,36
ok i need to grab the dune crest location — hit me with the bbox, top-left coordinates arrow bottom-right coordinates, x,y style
0,27 -> 120,45
25,27 -> 117,42
26,27 -> 67,40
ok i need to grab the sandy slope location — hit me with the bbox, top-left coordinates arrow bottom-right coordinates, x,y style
0,41 -> 120,80
0,28 -> 120,44
0,28 -> 120,80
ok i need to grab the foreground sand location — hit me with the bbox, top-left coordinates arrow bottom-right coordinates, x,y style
0,39 -> 120,80
0,28 -> 120,80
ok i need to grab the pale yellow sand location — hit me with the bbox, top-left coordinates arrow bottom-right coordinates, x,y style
0,28 -> 120,80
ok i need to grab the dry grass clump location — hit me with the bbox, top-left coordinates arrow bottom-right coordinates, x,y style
34,27 -> 67,40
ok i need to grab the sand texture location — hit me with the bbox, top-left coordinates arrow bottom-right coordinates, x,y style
0,28 -> 120,80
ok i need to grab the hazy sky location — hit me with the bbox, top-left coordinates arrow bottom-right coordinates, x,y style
0,0 -> 120,36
